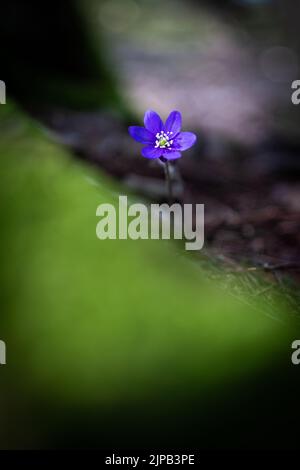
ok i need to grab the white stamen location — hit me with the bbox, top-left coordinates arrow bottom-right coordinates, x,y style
154,130 -> 175,149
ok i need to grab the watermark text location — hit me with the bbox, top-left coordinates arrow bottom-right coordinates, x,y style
96,196 -> 204,251
0,340 -> 6,365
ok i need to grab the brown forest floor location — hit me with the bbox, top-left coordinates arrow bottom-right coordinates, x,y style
36,107 -> 300,318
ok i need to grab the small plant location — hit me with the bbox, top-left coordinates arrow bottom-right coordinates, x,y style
129,110 -> 196,202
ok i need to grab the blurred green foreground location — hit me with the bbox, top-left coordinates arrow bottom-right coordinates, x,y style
0,103 -> 300,449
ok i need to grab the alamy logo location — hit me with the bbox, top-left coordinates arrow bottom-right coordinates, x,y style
0,81 -> 6,104
291,340 -> 300,365
96,196 -> 204,251
291,80 -> 300,105
0,340 -> 6,365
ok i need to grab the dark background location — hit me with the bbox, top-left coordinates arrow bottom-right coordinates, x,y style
0,0 -> 300,450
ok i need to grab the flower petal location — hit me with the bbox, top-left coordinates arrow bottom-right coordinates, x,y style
164,111 -> 182,135
162,150 -> 182,160
128,126 -> 154,144
144,110 -> 163,134
141,146 -> 162,159
174,132 -> 197,151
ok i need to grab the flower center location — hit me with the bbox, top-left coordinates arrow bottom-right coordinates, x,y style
155,131 -> 174,149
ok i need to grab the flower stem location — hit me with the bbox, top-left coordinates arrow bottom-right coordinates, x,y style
164,161 -> 173,205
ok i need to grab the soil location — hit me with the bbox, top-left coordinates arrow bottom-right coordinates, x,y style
38,108 -> 300,291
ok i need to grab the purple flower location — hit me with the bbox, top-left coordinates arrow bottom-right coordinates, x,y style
128,110 -> 197,160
